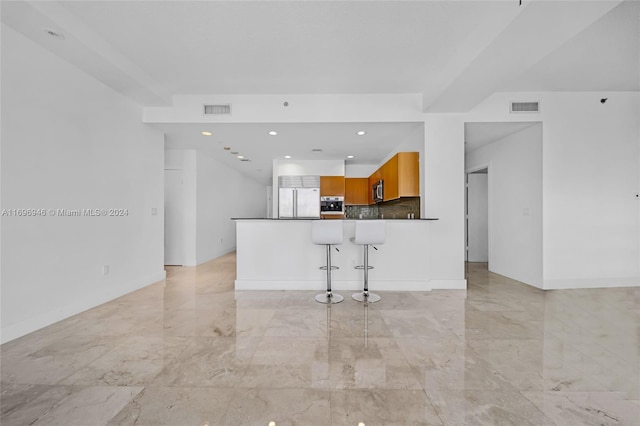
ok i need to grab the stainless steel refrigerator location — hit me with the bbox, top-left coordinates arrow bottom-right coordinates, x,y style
278,176 -> 320,219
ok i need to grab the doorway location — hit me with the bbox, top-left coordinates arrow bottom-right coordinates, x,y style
466,168 -> 489,264
464,121 -> 543,288
164,169 -> 184,265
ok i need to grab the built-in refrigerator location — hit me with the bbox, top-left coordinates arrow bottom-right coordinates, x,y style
278,175 -> 320,219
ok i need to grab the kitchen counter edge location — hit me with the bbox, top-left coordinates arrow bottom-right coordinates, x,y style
232,218 -> 439,221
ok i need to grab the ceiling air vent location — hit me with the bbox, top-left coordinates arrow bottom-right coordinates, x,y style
203,104 -> 231,115
510,101 -> 540,113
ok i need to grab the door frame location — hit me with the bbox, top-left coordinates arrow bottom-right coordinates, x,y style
164,168 -> 185,266
465,162 -> 492,267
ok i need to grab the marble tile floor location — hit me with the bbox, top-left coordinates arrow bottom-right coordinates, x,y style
1,254 -> 639,425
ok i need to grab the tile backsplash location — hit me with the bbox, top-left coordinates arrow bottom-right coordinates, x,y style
345,197 -> 421,219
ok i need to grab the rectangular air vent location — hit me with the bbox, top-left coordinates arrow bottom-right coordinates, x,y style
510,101 -> 540,113
203,104 -> 231,115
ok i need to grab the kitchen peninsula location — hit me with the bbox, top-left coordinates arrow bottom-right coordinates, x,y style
233,218 -> 439,292
237,151 -> 456,292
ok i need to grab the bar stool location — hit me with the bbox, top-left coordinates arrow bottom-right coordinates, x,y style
352,220 -> 386,303
312,220 -> 344,304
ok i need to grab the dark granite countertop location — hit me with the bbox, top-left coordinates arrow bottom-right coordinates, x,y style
231,218 -> 439,221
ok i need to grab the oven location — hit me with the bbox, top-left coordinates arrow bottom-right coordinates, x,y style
320,196 -> 344,215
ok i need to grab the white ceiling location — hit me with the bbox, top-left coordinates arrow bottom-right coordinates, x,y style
161,121 -> 424,179
2,0 -> 638,183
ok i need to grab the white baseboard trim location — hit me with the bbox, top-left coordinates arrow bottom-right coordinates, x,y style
196,246 -> 237,266
1,270 -> 166,344
235,280 -> 431,292
544,276 -> 640,290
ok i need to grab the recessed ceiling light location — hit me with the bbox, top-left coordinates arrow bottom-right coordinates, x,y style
268,131 -> 278,136
347,155 -> 354,159
44,29 -> 65,40
237,155 -> 244,159
230,151 -> 239,155
284,155 -> 291,159
356,131 -> 367,136
224,147 -> 231,150
311,148 -> 323,152
201,131 -> 212,136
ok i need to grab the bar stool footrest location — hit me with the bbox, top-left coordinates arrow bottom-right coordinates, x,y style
354,265 -> 374,270
319,266 -> 339,271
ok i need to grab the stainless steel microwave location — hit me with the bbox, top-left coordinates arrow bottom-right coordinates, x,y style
373,180 -> 384,203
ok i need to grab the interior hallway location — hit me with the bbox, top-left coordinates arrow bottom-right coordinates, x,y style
1,254 -> 638,425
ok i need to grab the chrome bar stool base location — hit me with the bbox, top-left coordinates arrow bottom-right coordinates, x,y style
315,292 -> 344,304
352,220 -> 386,304
352,291 -> 380,303
314,239 -> 344,304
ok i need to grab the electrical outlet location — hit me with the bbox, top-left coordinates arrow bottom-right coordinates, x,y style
151,208 -> 158,216
103,265 -> 110,275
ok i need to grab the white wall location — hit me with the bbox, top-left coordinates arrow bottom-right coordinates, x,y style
542,94 -> 639,288
345,164 -> 377,178
422,114 -> 467,289
276,159 -> 345,177
1,25 -> 165,343
165,148 -> 266,265
145,94 -> 424,124
466,125 -> 543,287
466,91 -> 640,289
196,150 -> 266,264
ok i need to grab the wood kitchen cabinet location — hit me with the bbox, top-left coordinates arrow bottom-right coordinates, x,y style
396,152 -> 420,198
320,176 -> 345,196
344,152 -> 420,206
372,152 -> 420,203
382,155 -> 399,201
345,178 -> 369,205
368,168 -> 382,205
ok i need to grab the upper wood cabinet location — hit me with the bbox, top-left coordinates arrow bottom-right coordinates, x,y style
320,176 -> 345,196
320,152 -> 419,205
396,152 -> 420,198
345,178 -> 369,205
379,152 -> 420,202
368,168 -> 382,204
381,155 -> 399,201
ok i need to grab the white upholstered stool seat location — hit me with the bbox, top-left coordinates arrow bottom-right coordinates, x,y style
312,220 -> 344,304
352,220 -> 386,303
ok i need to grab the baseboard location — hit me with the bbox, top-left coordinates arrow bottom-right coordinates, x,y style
543,276 -> 640,290
235,280 -> 431,292
0,270 -> 166,344
196,246 -> 237,265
